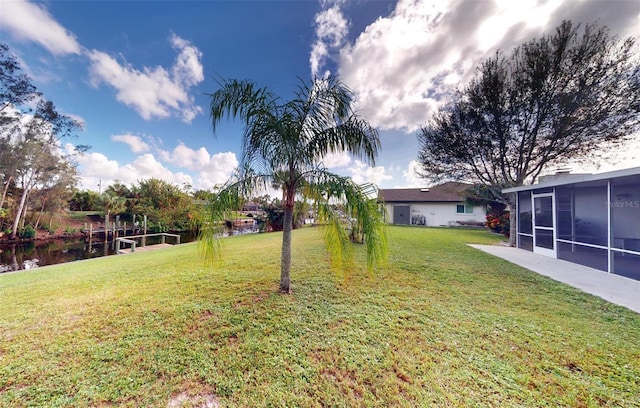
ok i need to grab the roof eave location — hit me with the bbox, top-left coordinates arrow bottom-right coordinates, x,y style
502,166 -> 640,193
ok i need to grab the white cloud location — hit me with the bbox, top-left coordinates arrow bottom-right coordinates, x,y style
72,149 -> 125,190
400,159 -> 430,188
123,154 -> 177,182
160,143 -> 211,171
310,3 -> 349,78
564,133 -> 640,175
111,134 -> 150,154
87,34 -> 204,123
336,0 -> 640,133
72,138 -> 238,191
169,33 -> 204,87
337,0 -> 488,132
342,160 -> 392,186
159,143 -> 238,189
319,152 -> 393,186
71,147 -> 195,191
321,151 -> 351,168
0,0 -> 81,55
196,151 -> 239,190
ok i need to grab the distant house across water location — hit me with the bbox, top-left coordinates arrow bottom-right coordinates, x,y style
242,201 -> 260,212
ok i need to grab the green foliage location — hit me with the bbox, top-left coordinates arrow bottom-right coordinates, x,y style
0,43 -> 40,110
20,224 -> 35,238
40,223 -> 53,233
263,204 -> 284,231
91,179 -> 197,232
1,227 -> 639,406
132,178 -> 195,232
68,190 -> 101,211
98,192 -> 127,216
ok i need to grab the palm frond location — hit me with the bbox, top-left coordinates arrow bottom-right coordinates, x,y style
302,169 -> 388,273
342,182 -> 388,271
307,116 -> 380,166
208,78 -> 277,133
198,168 -> 272,264
317,200 -> 354,274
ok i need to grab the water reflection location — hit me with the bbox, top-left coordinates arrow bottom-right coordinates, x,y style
0,231 -> 200,273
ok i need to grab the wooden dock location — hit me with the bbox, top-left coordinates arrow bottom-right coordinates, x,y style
117,243 -> 173,254
115,233 -> 181,254
83,214 -> 148,241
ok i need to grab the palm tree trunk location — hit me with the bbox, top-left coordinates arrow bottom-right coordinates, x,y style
280,204 -> 293,293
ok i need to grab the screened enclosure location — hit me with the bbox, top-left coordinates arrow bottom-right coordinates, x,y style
506,169 -> 640,281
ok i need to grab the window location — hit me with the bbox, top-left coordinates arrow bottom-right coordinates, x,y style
456,203 -> 473,214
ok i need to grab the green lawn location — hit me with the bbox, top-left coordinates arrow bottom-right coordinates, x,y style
1,227 -> 638,407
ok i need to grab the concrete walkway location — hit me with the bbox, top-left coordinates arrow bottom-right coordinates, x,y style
469,244 -> 640,314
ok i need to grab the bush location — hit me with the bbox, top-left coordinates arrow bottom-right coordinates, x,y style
21,225 -> 36,239
41,224 -> 58,234
486,212 -> 510,236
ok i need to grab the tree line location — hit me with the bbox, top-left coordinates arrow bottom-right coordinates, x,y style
1,43 -> 85,239
0,44 -> 205,238
68,179 -> 196,233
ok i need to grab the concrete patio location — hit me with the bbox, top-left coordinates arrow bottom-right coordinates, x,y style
469,244 -> 640,314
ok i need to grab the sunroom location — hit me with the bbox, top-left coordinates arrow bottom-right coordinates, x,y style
503,167 -> 640,281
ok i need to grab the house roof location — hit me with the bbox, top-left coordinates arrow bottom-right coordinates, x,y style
502,166 -> 640,193
379,182 -> 472,203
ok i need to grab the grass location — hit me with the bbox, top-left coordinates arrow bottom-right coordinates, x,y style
1,226 -> 639,407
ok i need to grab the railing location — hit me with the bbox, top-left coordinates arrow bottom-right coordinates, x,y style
115,233 -> 181,254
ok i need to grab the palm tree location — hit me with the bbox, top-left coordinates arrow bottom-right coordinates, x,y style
204,76 -> 388,293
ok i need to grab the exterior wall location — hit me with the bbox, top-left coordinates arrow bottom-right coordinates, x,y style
385,202 -> 485,227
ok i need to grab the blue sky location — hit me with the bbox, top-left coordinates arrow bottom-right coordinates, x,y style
1,0 -> 639,193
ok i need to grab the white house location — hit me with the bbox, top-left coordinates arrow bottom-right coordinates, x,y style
379,182 -> 486,227
503,167 -> 640,281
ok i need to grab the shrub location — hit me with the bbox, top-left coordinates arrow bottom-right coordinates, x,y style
486,212 -> 510,236
21,225 -> 36,239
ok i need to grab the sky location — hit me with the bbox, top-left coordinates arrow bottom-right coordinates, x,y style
1,0 -> 639,193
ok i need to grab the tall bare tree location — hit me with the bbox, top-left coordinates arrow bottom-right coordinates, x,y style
417,21 -> 640,244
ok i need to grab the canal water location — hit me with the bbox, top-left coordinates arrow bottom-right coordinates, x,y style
0,232 -> 199,273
